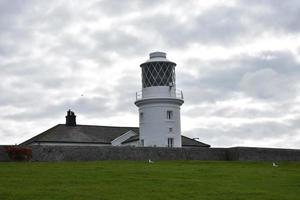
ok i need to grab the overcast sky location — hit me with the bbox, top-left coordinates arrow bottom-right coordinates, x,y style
1,0 -> 300,148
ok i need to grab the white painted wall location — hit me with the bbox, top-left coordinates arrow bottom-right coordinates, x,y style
142,86 -> 176,99
30,142 -> 111,147
111,130 -> 137,146
136,86 -> 183,147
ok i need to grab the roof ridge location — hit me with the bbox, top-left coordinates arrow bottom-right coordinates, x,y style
19,124 -> 61,146
57,124 -> 139,129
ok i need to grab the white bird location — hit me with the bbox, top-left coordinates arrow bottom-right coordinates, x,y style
148,159 -> 154,164
272,162 -> 278,167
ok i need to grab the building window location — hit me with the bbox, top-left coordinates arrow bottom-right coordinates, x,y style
140,112 -> 144,121
168,138 -> 174,147
166,110 -> 173,120
140,139 -> 144,147
169,128 -> 173,133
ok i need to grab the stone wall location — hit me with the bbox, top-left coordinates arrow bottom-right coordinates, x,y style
2,145 -> 300,162
227,147 -> 300,162
31,146 -> 300,162
0,146 -> 9,161
31,146 -> 227,161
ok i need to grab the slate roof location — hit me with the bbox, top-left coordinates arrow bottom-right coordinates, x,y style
181,135 -> 210,147
21,124 -> 139,146
122,134 -> 210,147
20,124 -> 210,147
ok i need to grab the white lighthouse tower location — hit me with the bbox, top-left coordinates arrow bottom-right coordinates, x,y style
135,52 -> 184,147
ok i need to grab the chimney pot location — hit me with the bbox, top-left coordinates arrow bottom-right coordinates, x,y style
66,110 -> 76,126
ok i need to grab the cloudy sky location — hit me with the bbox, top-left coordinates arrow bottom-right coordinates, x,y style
1,0 -> 300,148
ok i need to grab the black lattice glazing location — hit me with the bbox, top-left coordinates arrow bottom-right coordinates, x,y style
141,62 -> 175,88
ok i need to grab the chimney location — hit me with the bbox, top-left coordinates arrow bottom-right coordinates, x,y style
65,110 -> 76,126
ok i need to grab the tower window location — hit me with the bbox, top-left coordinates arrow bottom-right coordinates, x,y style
140,112 -> 144,121
168,138 -> 174,147
166,110 -> 173,120
169,128 -> 173,132
140,139 -> 144,147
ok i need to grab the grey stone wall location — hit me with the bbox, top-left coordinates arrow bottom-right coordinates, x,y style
0,146 -> 9,162
227,147 -> 300,162
2,145 -> 300,162
31,146 -> 227,161
31,146 -> 300,162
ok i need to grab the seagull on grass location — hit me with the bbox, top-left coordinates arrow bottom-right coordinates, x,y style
148,159 -> 154,164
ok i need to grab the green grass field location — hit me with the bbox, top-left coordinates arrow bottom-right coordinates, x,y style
0,161 -> 299,200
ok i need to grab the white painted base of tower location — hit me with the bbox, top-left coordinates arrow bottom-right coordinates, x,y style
135,86 -> 184,147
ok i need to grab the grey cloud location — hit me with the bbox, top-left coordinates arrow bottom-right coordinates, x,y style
241,0 -> 300,33
37,3 -> 75,33
0,125 -> 23,144
0,1 -> 81,60
0,0 -> 31,28
132,1 -> 300,48
47,27 -> 150,67
239,68 -> 295,100
112,72 -> 140,114
185,120 -> 300,148
180,50 -> 300,104
95,0 -> 139,15
0,83 -> 49,108
132,6 -> 251,47
0,1 -> 38,57
182,102 -> 288,119
91,29 -> 151,57
2,96 -> 112,121
0,61 -> 75,94
94,0 -> 165,15
65,97 -> 111,116
186,6 -> 249,45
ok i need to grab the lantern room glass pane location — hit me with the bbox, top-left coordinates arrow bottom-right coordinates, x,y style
142,62 -> 175,88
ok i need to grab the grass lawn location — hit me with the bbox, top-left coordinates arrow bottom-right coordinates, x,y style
0,161 -> 299,200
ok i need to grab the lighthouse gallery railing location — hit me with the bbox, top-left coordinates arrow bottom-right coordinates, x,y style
135,89 -> 184,101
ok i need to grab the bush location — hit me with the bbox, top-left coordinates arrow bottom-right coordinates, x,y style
4,146 -> 32,161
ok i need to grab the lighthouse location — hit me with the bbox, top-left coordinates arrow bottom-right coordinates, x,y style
135,52 -> 184,147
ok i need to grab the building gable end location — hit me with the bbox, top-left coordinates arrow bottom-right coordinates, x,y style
111,130 -> 137,146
